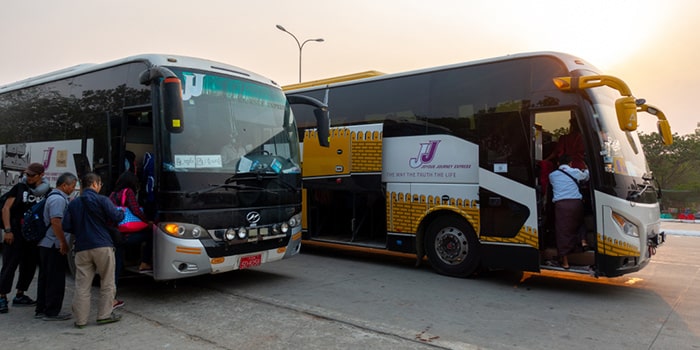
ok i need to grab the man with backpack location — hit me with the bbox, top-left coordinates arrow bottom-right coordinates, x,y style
0,163 -> 50,313
35,172 -> 78,321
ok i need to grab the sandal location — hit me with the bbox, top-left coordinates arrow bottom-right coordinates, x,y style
97,312 -> 122,325
138,263 -> 153,272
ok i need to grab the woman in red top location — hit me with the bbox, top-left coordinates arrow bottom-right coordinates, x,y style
546,118 -> 586,170
109,172 -> 153,275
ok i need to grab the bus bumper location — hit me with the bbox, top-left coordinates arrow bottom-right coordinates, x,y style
152,226 -> 302,281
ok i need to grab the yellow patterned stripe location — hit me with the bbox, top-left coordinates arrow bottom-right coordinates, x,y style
388,190 -> 538,247
480,226 -> 539,247
350,130 -> 383,172
596,234 -> 640,256
387,191 -> 479,235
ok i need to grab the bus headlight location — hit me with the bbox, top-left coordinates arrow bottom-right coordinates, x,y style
164,223 -> 186,237
281,222 -> 289,233
224,228 -> 237,241
237,228 -> 248,239
288,213 -> 301,228
612,212 -> 639,237
160,223 -> 211,239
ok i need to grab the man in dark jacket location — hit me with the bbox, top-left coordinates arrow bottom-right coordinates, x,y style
63,172 -> 124,328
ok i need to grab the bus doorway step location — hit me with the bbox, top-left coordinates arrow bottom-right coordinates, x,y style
541,261 -> 595,275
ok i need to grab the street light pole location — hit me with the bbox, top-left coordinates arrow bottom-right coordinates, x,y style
276,24 -> 324,83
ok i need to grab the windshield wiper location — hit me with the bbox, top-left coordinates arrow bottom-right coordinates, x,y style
627,182 -> 652,201
185,182 -> 269,198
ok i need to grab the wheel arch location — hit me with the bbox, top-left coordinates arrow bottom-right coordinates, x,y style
415,207 -> 479,261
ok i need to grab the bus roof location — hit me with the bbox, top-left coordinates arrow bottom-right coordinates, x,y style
0,54 -> 278,93
284,51 -> 599,93
282,71 -> 384,91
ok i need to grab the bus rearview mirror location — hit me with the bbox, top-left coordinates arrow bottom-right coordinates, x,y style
638,103 -> 673,146
163,77 -> 184,134
615,96 -> 638,131
314,108 -> 330,147
658,120 -> 673,146
287,94 -> 330,147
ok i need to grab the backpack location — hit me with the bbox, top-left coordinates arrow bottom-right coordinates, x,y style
21,191 -> 60,242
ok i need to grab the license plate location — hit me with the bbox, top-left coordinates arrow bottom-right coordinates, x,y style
239,254 -> 262,269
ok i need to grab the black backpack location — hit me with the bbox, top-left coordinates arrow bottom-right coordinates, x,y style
21,192 -> 60,242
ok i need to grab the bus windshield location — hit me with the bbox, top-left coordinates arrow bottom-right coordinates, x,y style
588,88 -> 649,178
164,69 -> 301,174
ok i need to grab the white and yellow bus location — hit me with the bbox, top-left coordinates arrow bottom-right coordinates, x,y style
285,52 -> 671,278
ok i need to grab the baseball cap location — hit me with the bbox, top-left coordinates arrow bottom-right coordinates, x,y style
25,163 -> 45,176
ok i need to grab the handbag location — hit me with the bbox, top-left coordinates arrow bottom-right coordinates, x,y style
116,188 -> 149,233
80,196 -> 124,246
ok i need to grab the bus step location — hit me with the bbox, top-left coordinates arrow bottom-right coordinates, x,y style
123,266 -> 153,277
541,263 -> 595,275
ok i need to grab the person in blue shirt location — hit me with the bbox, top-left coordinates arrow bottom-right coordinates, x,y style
548,154 -> 590,269
35,172 -> 78,321
63,172 -> 124,328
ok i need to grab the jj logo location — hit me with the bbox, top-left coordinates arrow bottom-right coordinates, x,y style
181,73 -> 206,100
409,140 -> 440,168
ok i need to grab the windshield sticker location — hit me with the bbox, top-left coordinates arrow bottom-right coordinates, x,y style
174,154 -> 223,168
182,73 -> 205,101
238,156 -> 253,172
174,155 -> 196,168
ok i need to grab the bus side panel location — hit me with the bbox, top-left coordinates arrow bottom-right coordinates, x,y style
383,135 -> 480,253
386,183 -> 416,234
381,135 -> 479,184
478,168 -> 539,243
302,128 -> 351,177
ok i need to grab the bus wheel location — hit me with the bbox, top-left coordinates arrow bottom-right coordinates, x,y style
424,216 -> 479,277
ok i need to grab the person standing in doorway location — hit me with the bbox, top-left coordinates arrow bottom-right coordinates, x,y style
35,172 -> 78,321
63,173 -> 124,328
549,155 -> 589,269
0,163 -> 49,314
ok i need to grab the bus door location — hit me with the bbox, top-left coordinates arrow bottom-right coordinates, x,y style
533,110 -> 595,266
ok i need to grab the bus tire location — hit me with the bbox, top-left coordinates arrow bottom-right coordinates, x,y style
424,215 -> 479,277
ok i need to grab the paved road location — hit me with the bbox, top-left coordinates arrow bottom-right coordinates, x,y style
0,222 -> 698,350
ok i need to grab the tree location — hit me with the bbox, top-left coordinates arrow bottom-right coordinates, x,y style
639,132 -> 700,190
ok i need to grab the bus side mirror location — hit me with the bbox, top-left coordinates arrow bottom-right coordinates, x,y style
162,77 -> 184,134
658,120 -> 672,145
638,103 -> 673,146
287,94 -> 330,147
140,67 -> 185,134
314,107 -> 330,147
615,96 -> 638,131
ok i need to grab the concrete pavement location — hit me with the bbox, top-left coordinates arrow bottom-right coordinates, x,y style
661,220 -> 700,237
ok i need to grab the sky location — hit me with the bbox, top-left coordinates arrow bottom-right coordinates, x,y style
1,0 -> 698,135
